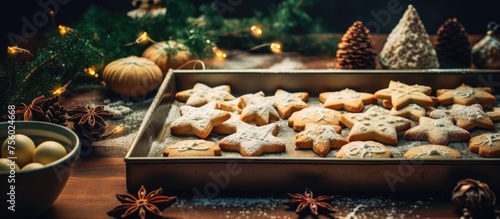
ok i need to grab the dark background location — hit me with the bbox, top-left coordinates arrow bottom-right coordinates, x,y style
1,0 -> 499,58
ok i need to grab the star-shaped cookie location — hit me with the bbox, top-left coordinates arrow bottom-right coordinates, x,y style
390,103 -> 426,121
216,91 -> 265,114
288,107 -> 343,132
486,107 -> 500,122
341,106 -> 411,145
170,103 -> 230,138
469,132 -> 500,157
270,89 -> 309,119
218,123 -> 286,156
374,81 -> 433,110
163,140 -> 222,157
295,124 -> 347,157
175,83 -> 235,107
319,88 -> 376,112
212,112 -> 254,135
239,95 -> 280,126
403,117 -> 470,145
436,84 -> 496,107
429,104 -> 494,130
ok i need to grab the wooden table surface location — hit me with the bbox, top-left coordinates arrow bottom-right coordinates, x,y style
38,157 -> 480,219
36,34 -> 500,219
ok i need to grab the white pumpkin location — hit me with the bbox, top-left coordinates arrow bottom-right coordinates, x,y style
142,40 -> 193,72
103,56 -> 163,96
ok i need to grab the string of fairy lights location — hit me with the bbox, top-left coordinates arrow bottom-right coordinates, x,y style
5,21 -> 283,98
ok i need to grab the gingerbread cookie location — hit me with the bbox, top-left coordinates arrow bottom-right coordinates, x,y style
218,123 -> 286,156
341,106 -> 411,145
486,107 -> 500,122
390,103 -> 426,121
288,107 -> 343,132
217,91 -> 265,114
429,104 -> 494,130
212,112 -> 253,135
170,103 -> 230,138
239,95 -> 280,126
295,124 -> 347,157
403,145 -> 462,159
319,88 -> 376,112
163,140 -> 221,157
175,83 -> 235,107
469,132 -> 500,158
336,141 -> 393,158
270,89 -> 309,119
374,81 -> 433,110
436,84 -> 496,107
404,117 -> 470,145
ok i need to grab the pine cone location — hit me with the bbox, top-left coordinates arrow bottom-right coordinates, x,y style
336,21 -> 376,69
45,102 -> 67,126
435,18 -> 471,68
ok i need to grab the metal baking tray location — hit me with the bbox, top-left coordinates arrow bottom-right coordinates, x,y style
125,69 -> 500,193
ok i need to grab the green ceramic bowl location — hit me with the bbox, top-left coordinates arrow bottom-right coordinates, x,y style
0,121 -> 81,219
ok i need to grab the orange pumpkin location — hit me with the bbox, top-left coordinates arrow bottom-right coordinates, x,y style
142,40 -> 192,72
102,56 -> 163,96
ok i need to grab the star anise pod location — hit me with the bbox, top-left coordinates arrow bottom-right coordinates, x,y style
285,188 -> 336,216
107,185 -> 176,219
14,95 -> 50,121
67,106 -> 113,129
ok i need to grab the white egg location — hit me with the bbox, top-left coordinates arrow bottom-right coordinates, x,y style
2,134 -> 36,168
0,158 -> 20,172
21,162 -> 44,171
33,141 -> 68,165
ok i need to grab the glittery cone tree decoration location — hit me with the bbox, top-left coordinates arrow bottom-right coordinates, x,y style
335,21 -> 376,69
379,5 -> 439,69
472,22 -> 500,69
435,18 -> 471,68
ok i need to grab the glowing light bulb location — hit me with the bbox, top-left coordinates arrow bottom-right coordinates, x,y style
52,87 -> 66,95
85,67 -> 96,76
250,25 -> 263,37
58,25 -> 73,35
136,32 -> 149,44
212,47 -> 227,59
7,46 -> 33,57
270,42 -> 282,54
7,46 -> 18,56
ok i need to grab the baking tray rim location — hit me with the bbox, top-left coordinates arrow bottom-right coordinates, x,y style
124,68 -> 500,162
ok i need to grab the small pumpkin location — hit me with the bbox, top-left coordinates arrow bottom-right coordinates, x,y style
142,40 -> 193,72
102,56 -> 163,96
